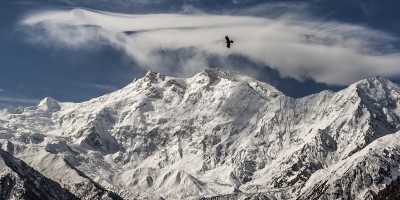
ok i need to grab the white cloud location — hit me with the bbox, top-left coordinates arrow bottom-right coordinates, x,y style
19,8 -> 400,85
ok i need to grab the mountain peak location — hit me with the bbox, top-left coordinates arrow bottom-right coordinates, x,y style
188,68 -> 246,87
353,76 -> 399,96
354,76 -> 391,87
37,97 -> 60,112
144,70 -> 166,83
201,68 -> 240,81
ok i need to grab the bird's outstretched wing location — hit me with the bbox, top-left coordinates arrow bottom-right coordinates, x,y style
225,36 -> 230,42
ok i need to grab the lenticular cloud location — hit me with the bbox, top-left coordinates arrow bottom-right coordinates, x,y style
20,8 -> 400,85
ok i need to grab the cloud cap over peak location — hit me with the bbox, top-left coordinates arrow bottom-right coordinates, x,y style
20,8 -> 400,85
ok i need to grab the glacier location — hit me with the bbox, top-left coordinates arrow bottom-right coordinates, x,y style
1,68 -> 400,199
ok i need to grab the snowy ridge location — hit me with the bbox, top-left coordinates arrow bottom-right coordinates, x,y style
1,68 -> 400,199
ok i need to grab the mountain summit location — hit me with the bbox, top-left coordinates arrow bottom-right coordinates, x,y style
1,69 -> 400,199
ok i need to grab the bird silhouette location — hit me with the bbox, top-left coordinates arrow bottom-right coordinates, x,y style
225,36 -> 234,48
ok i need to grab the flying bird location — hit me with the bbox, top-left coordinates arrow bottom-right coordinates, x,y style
225,36 -> 234,48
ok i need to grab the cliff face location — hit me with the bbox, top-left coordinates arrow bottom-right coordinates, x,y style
0,149 -> 79,200
374,176 -> 400,200
1,69 -> 400,199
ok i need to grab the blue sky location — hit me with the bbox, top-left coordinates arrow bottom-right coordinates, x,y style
1,0 -> 400,107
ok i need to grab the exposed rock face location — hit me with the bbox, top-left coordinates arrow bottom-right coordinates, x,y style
0,149 -> 78,200
1,69 -> 400,199
0,149 -> 122,200
374,175 -> 400,200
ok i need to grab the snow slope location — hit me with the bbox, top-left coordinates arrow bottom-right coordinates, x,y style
1,68 -> 400,199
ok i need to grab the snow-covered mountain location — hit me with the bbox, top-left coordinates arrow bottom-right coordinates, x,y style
1,68 -> 400,199
0,148 -> 121,200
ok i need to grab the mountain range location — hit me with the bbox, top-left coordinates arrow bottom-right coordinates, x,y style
1,68 -> 400,199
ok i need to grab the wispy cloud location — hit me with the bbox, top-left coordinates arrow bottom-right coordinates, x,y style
0,90 -> 40,108
0,96 -> 40,107
71,81 -> 119,92
19,8 -> 400,85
